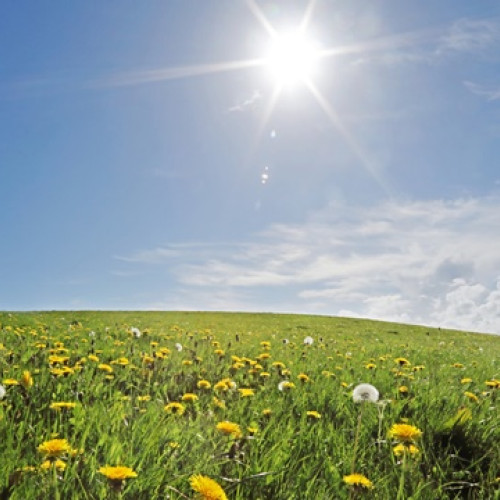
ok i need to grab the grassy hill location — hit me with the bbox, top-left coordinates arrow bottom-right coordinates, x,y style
0,311 -> 498,499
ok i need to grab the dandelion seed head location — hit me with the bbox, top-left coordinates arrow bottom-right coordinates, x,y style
131,327 -> 141,338
352,383 -> 379,403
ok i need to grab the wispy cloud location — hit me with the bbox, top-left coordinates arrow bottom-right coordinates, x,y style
117,196 -> 500,334
227,90 -> 262,112
463,80 -> 500,101
348,17 -> 500,68
437,17 -> 500,56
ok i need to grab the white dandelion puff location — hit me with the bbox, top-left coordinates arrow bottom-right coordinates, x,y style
303,336 -> 314,346
175,343 -> 183,352
0,385 -> 6,400
131,327 -> 141,338
352,383 -> 379,403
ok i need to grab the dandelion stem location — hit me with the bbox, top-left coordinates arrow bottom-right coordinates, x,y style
376,401 -> 387,454
396,451 -> 406,500
53,464 -> 60,500
350,402 -> 365,474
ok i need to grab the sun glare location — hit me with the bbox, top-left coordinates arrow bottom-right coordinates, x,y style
265,31 -> 320,87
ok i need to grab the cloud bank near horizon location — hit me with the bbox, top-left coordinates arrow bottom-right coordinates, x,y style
115,195 -> 500,335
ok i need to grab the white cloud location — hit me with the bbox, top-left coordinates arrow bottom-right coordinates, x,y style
117,196 -> 500,334
463,81 -> 500,101
227,90 -> 262,112
437,18 -> 500,56
114,246 -> 182,264
350,17 -> 500,68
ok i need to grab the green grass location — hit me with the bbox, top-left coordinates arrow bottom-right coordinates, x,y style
0,311 -> 498,499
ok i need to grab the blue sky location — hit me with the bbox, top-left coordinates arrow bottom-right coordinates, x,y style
1,1 -> 500,334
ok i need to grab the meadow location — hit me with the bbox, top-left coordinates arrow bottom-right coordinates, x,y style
0,311 -> 498,499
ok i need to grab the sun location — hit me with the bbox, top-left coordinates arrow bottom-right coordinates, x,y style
264,31 -> 320,87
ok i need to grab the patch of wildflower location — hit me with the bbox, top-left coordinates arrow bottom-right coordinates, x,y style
164,402 -> 186,415
216,421 -> 242,438
388,423 -> 422,443
190,474 -> 227,500
343,473 -> 374,490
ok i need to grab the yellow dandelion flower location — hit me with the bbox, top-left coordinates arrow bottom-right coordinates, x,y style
212,397 -> 226,409
40,460 -> 52,471
88,354 -> 99,362
365,363 -> 377,370
142,355 -> 155,366
50,366 -> 75,377
216,421 -> 242,438
21,371 -> 33,389
181,393 -> 198,403
164,402 -> 186,415
214,378 -> 236,392
388,423 -> 422,443
464,391 -> 479,403
306,410 -> 321,420
343,473 -> 374,489
49,402 -> 77,411
2,378 -> 19,386
394,357 -> 411,366
98,364 -> 113,373
461,378 -> 473,384
238,388 -> 254,397
262,408 -> 272,417
197,380 -> 211,389
393,443 -> 420,457
48,355 -> 70,365
98,465 -> 137,482
20,465 -> 37,473
278,381 -> 295,391
38,439 -> 71,458
398,385 -> 409,395
137,395 -> 151,402
189,474 -> 227,500
485,379 -> 500,389
297,373 -> 310,383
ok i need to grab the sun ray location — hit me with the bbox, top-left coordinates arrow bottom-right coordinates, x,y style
246,0 -> 278,39
299,0 -> 318,34
304,79 -> 392,196
318,27 -> 439,61
91,57 -> 265,88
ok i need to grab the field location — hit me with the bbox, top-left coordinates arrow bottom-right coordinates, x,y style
0,311 -> 498,499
